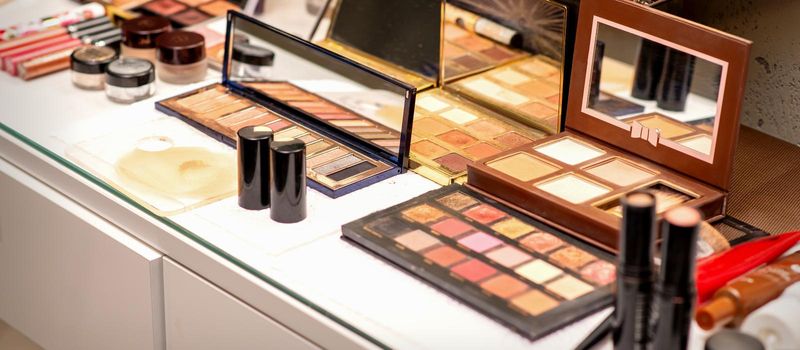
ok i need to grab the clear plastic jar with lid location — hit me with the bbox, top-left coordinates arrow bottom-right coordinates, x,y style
230,42 -> 274,81
121,16 -> 172,63
105,58 -> 156,104
70,45 -> 117,90
156,30 -> 207,84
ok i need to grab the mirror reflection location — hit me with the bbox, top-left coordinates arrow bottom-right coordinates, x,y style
229,17 -> 409,156
444,0 -> 567,132
586,21 -> 723,156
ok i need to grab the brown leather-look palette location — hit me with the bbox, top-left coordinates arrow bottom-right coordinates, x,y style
467,0 -> 752,253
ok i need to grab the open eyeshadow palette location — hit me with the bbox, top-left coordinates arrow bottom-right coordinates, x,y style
468,0 -> 751,252
314,0 -> 572,185
132,0 -> 241,28
468,132 -> 721,251
341,185 -> 614,340
157,12 -> 415,197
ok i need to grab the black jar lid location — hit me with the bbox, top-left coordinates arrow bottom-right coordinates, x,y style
122,16 -> 172,49
71,45 -> 117,74
156,30 -> 205,65
106,58 -> 155,87
232,42 -> 274,66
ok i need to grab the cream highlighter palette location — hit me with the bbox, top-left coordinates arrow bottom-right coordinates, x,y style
467,0 -> 751,253
157,13 -> 416,197
341,185 -> 614,340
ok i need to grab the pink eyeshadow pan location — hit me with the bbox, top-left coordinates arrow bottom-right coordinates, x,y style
430,217 -> 475,238
264,119 -> 293,132
463,204 -> 507,224
458,232 -> 502,253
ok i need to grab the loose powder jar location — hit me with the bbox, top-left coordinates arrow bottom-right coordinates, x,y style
70,45 -> 117,90
105,58 -> 156,104
156,30 -> 207,84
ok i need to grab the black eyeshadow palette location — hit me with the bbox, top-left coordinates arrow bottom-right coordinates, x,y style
341,184 -> 615,341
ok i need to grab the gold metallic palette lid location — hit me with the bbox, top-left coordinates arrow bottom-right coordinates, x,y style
222,11 -> 417,170
566,0 -> 751,190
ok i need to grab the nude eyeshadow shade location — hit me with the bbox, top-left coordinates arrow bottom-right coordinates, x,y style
342,185 -> 614,341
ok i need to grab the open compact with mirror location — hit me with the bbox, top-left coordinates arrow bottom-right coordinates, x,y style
467,0 -> 751,252
314,0 -> 571,185
156,11 -> 416,198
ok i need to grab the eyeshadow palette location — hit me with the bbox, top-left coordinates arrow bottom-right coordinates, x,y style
158,83 -> 395,192
468,132 -> 722,252
467,0 -> 751,253
342,185 -> 614,340
411,89 -> 547,184
156,12 -> 415,197
133,0 -> 241,28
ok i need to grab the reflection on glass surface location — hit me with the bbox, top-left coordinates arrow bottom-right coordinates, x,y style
444,0 -> 568,133
229,17 -> 409,157
585,21 -> 724,157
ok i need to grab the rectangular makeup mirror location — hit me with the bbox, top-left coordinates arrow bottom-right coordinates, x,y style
156,12 -> 417,198
226,14 -> 413,164
583,19 -> 723,160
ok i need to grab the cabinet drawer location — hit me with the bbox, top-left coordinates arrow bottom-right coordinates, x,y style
0,157 -> 165,350
163,258 -> 319,350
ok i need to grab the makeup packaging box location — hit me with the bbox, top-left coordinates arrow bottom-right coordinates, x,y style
314,0 -> 574,185
467,0 -> 751,252
156,12 -> 416,198
342,184 -> 614,340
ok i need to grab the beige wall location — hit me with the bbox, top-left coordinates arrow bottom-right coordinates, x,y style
682,1 -> 800,145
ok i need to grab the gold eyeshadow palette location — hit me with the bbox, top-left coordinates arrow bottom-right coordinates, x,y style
132,0 -> 241,28
157,12 -> 416,198
314,0 -> 574,186
342,185 -> 614,340
467,0 -> 751,252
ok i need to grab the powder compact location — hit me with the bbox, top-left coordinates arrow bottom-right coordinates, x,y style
342,185 -> 614,341
314,0 -> 573,185
156,12 -> 416,198
467,0 -> 752,252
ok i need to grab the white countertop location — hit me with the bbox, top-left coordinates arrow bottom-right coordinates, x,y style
0,1 -> 715,349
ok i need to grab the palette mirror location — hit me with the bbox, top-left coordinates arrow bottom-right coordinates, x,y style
227,14 -> 414,164
583,19 -> 725,160
312,0 -> 442,90
442,0 -> 569,134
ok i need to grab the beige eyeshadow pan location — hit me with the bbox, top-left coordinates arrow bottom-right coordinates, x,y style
584,158 -> 656,186
536,174 -> 611,204
487,152 -> 560,182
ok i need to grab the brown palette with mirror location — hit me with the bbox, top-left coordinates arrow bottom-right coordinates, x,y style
467,0 -> 751,252
314,0 -> 572,185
